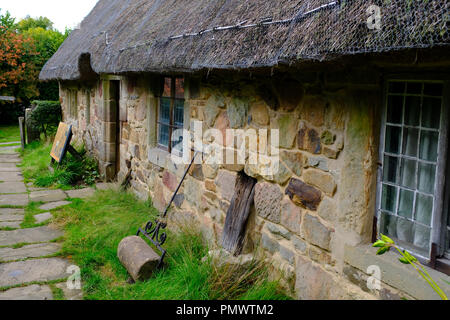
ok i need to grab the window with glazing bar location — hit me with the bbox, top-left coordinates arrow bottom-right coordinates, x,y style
157,77 -> 184,153
378,80 -> 449,261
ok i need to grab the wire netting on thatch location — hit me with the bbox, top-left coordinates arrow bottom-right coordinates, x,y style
40,0 -> 450,81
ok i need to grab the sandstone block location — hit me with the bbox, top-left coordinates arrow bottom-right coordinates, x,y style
254,182 -> 283,223
318,197 -> 336,222
273,114 -> 298,149
302,214 -> 332,250
266,222 -> 291,240
261,233 -> 279,254
162,171 -> 178,192
297,125 -> 321,154
227,97 -> 248,128
214,170 -> 237,202
303,169 -> 336,196
300,96 -> 326,127
250,102 -> 269,126
280,151 -> 303,177
281,198 -> 302,235
280,245 -> 295,265
285,178 -> 322,210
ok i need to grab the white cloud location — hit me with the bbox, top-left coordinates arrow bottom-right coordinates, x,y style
0,0 -> 99,32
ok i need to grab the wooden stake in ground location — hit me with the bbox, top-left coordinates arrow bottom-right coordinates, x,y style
221,172 -> 257,256
18,117 -> 25,151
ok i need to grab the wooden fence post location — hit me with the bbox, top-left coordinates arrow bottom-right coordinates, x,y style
18,117 -> 25,151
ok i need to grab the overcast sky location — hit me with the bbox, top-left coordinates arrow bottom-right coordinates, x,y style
0,0 -> 99,32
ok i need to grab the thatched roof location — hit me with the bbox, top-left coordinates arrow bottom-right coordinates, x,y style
40,0 -> 450,81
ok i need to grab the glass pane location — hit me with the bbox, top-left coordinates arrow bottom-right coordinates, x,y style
380,211 -> 397,239
398,189 -> 414,219
423,83 -> 443,97
381,184 -> 397,213
385,126 -> 401,154
406,82 -> 422,94
383,155 -> 399,183
173,99 -> 184,126
415,193 -> 433,226
404,96 -> 420,126
400,158 -> 416,189
388,82 -> 405,94
387,96 -> 403,124
402,128 -> 418,157
418,163 -> 436,194
171,128 -> 184,152
158,124 -> 170,148
159,97 -> 171,124
396,216 -> 414,243
162,77 -> 172,97
175,78 -> 185,99
413,224 -> 430,251
419,131 -> 439,162
422,97 -> 441,129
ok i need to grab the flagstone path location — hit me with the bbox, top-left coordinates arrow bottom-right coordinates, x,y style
0,144 -> 99,300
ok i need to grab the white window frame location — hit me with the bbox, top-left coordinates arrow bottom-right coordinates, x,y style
376,79 -> 450,267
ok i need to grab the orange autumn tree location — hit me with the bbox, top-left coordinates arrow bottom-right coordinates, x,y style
0,17 -> 38,103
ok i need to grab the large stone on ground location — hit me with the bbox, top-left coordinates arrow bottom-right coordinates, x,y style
0,226 -> 63,246
0,172 -> 23,182
0,284 -> 53,300
30,189 -> 67,203
0,193 -> 28,206
0,258 -> 71,287
34,212 -> 52,224
0,243 -> 62,262
39,201 -> 71,211
254,182 -> 283,223
66,188 -> 95,199
118,236 -> 161,281
285,178 -> 322,210
0,163 -> 20,172
0,182 -> 26,194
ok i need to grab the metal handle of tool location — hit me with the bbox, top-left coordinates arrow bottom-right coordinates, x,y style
161,150 -> 200,217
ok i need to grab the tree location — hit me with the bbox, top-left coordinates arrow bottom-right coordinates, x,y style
16,15 -> 54,32
0,11 -> 69,123
0,12 -> 38,102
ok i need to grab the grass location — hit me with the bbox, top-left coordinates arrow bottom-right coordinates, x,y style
19,140 -> 100,188
52,188 -> 290,300
21,201 -> 48,229
0,125 -> 20,143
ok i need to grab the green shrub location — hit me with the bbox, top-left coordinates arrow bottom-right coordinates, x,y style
29,100 -> 61,138
20,141 -> 100,188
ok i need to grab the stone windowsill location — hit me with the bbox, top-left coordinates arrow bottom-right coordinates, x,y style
344,243 -> 450,300
148,147 -> 170,168
147,147 -> 187,177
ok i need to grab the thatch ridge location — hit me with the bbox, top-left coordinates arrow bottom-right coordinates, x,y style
40,0 -> 450,81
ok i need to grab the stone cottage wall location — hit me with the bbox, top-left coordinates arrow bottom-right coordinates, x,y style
58,72 -> 426,300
